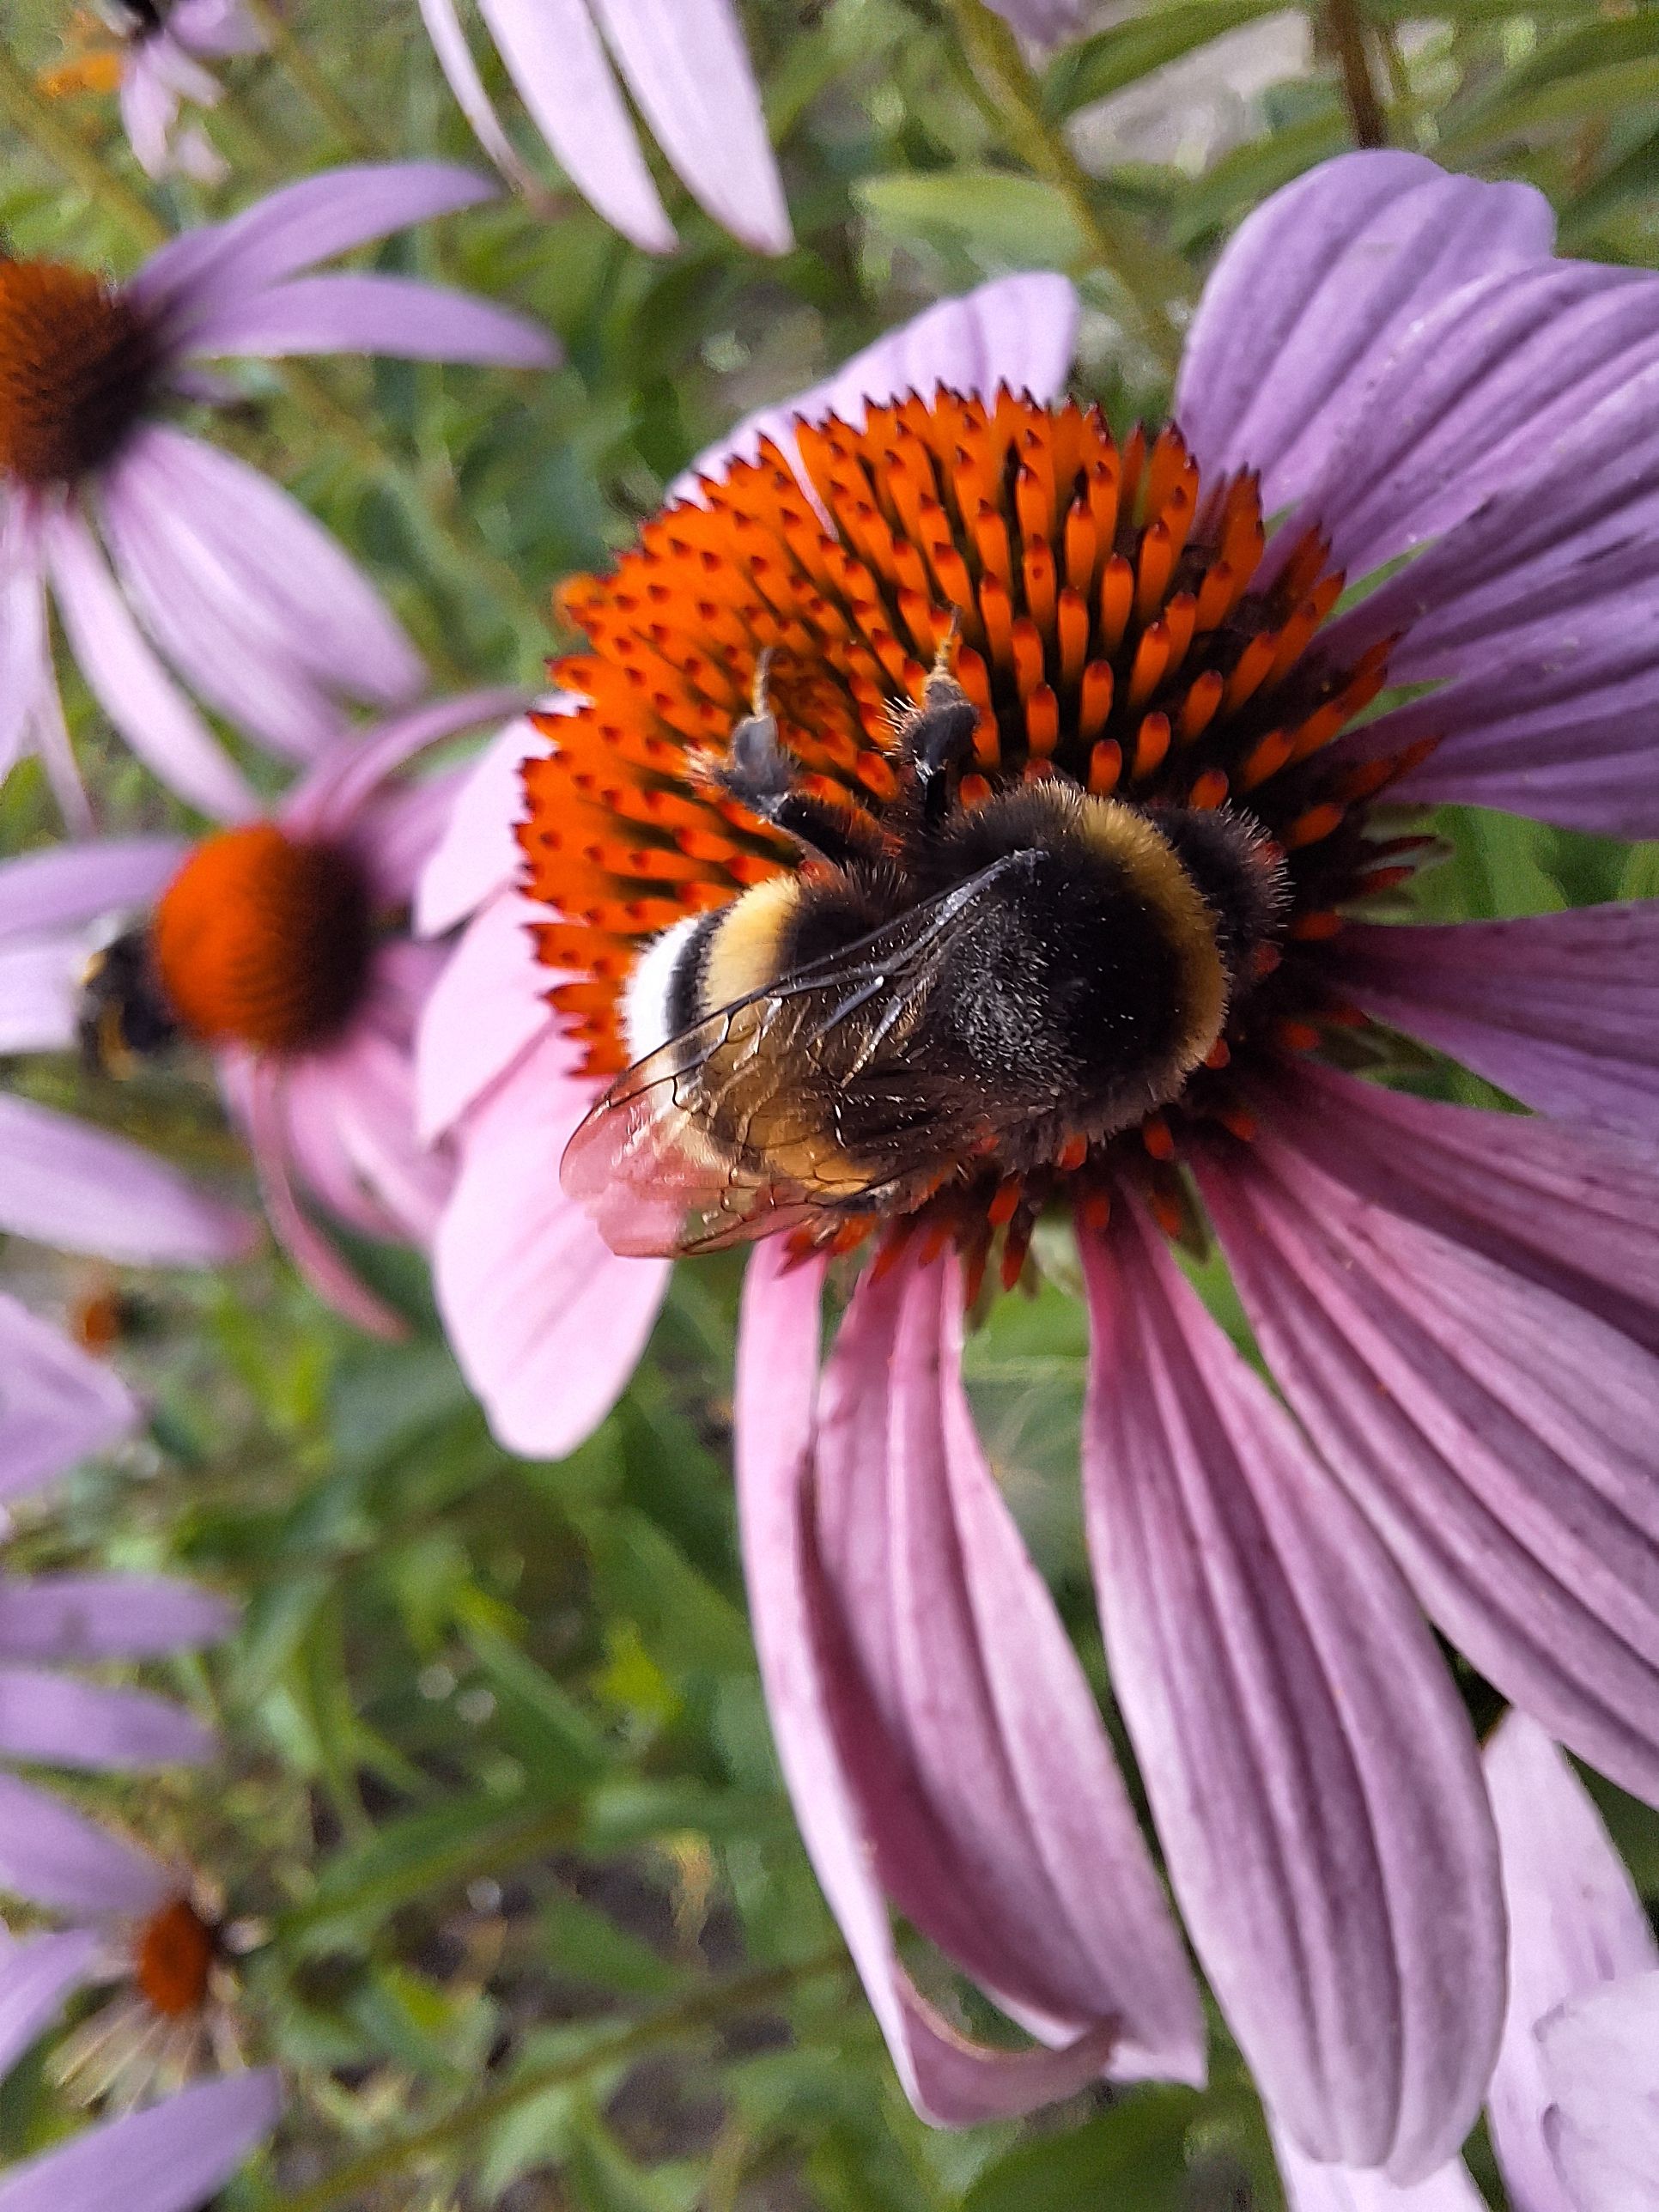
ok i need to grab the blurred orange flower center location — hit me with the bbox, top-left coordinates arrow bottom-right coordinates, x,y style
0,259 -> 157,488
133,1895 -> 216,2018
152,823 -> 374,1054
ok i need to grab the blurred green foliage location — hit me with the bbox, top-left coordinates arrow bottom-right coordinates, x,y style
3,0 -> 1659,2203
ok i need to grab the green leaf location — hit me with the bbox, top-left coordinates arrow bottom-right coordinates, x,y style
1443,15 -> 1659,153
1043,1 -> 1289,119
855,169 -> 1085,268
963,2087 -> 1202,2212
538,1887 -> 685,1999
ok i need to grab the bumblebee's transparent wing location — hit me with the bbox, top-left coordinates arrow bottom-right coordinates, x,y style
561,854 -> 1035,1257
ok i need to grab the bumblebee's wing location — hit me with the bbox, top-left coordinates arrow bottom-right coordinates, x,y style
561,853 -> 1037,1256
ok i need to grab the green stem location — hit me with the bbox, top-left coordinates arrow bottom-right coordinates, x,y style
243,0 -> 386,160
943,0 -> 1184,374
0,46 -> 167,252
263,1948 -> 851,2211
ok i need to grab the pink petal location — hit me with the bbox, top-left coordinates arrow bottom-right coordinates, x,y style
134,161 -> 500,330
41,510 -> 255,819
0,1094 -> 252,1266
297,1019 -> 451,1248
0,1299 -> 135,1502
983,0 -> 1086,38
1538,1971 -> 1659,2212
0,1668 -> 215,1770
242,1060 -> 407,1339
1176,150 -> 1553,520
0,840 -> 185,939
0,943 -> 77,1054
591,0 -> 791,254
1328,906 -> 1659,1140
0,1928 -> 98,2076
179,271 -> 556,367
0,1773 -> 170,1917
432,1027 -> 667,1456
1253,1060 -> 1659,1358
1485,1713 -> 1657,2212
1201,1121 -> 1659,1807
416,0 -> 549,201
803,1252 -> 1205,2080
415,709 -> 556,935
416,893 -> 551,1143
286,685 -> 528,841
733,1242 -> 1134,2125
477,0 -> 677,252
1288,259 -> 1659,583
1328,347 -> 1659,836
675,273 -> 1079,499
1080,1206 -> 1504,2179
0,2068 -> 283,2212
0,1575 -> 234,1662
1275,2129 -> 1486,2212
100,429 -> 425,754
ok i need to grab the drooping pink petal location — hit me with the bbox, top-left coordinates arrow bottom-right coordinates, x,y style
0,2068 -> 283,2212
1080,1205 -> 1504,2179
1484,1713 -> 1657,2212
415,710 -> 556,934
1288,260 -> 1659,583
100,429 -> 426,756
1275,2128 -> 1486,2212
1176,150 -> 1553,521
0,1575 -> 234,1662
0,1299 -> 135,1501
0,1094 -> 252,1266
133,161 -> 499,333
0,540 -> 55,791
286,685 -> 527,842
41,510 -> 255,819
353,774 -> 465,908
1200,1123 -> 1659,1808
0,1774 -> 171,1917
0,1927 -> 98,2077
416,893 -> 550,1143
589,0 -> 791,254
0,1669 -> 215,1771
296,1015 -> 451,1249
179,270 -> 556,367
982,0 -> 1086,40
476,0 -> 677,253
1327,907 -> 1659,1141
1252,1060 -> 1659,1358
1538,1971 -> 1659,2212
1327,347 -> 1659,836
241,1060 -> 406,1339
168,0 -> 263,61
803,1252 -> 1206,2083
416,0 -> 550,202
674,273 -> 1080,499
433,1027 -> 667,1456
733,1243 -> 1134,2126
0,840 -> 185,939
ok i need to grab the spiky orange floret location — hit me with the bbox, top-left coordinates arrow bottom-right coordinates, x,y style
152,823 -> 373,1054
0,259 -> 156,486
134,1897 -> 216,2019
524,389 -> 1416,1089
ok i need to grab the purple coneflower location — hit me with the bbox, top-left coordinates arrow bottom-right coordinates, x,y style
0,2069 -> 280,2212
1277,1712 -> 1659,2211
421,151 -> 1659,2175
5,691 -> 523,1337
44,2 -> 264,184
0,163 -> 553,820
415,0 -> 791,255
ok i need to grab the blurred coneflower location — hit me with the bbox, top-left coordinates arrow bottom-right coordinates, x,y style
420,147 -> 1659,2179
0,163 -> 554,820
41,3 -> 264,184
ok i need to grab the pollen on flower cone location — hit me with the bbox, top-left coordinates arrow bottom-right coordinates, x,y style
152,824 -> 374,1054
0,259 -> 157,485
134,1897 -> 216,2018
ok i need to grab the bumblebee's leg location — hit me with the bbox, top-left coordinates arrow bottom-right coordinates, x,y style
895,672 -> 981,832
715,702 -> 884,870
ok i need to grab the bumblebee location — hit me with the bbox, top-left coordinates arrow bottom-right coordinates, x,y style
76,925 -> 177,1076
562,655 -> 1287,1258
